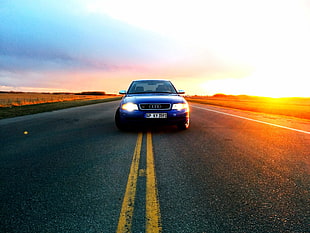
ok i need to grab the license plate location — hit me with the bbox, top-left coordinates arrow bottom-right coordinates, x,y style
145,113 -> 167,118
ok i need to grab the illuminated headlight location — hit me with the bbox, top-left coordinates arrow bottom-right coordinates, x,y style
172,103 -> 189,111
121,102 -> 138,111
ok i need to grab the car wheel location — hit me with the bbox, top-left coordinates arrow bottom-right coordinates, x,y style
177,119 -> 189,130
115,108 -> 127,130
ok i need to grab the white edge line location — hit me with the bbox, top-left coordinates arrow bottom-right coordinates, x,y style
192,105 -> 310,135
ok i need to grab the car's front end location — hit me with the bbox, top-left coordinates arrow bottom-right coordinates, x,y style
115,80 -> 190,130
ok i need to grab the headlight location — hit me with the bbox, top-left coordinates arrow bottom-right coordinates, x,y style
121,102 -> 138,111
172,103 -> 189,111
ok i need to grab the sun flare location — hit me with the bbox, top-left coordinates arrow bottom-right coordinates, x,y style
201,72 -> 310,98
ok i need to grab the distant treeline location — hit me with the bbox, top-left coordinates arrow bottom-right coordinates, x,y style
191,93 -> 257,98
76,91 -> 106,95
191,93 -> 242,98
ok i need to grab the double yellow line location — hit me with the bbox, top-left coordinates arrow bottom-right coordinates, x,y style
116,132 -> 161,233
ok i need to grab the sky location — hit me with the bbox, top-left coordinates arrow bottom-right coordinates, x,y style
1,0 -> 310,97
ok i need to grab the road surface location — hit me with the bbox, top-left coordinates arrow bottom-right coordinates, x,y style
0,101 -> 309,232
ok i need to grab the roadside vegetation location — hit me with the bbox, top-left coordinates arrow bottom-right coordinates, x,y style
0,92 -> 110,107
0,92 -> 121,119
1,92 -> 309,120
186,94 -> 310,120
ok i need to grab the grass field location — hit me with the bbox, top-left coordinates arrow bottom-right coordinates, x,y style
1,93 -> 309,120
186,95 -> 310,120
0,93 -> 121,119
0,93 -> 114,107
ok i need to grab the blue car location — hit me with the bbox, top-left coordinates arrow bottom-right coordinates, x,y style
115,80 -> 190,130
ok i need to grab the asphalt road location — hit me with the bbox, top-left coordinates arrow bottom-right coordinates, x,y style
0,101 -> 309,232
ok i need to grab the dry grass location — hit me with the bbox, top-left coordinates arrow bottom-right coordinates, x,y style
186,95 -> 310,120
0,93 -> 115,107
0,93 -> 121,119
2,93 -> 309,120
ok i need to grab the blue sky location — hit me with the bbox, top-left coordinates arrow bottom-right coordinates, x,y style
1,1 -> 176,72
1,0 -> 310,96
1,1 -> 182,91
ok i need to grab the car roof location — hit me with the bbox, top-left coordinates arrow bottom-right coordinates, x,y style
132,79 -> 170,82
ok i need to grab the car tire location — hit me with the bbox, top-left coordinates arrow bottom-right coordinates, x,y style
115,108 -> 127,130
177,119 -> 189,130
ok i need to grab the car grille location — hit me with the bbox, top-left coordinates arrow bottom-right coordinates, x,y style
139,103 -> 171,110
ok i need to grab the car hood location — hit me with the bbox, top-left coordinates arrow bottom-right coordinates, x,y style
122,94 -> 186,104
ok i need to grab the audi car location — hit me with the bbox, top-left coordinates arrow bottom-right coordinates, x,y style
115,80 -> 190,130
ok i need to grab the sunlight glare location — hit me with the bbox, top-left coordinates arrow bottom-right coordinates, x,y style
85,0 -> 310,97
202,72 -> 310,98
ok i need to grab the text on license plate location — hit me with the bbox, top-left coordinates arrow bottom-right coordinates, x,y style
145,113 -> 167,118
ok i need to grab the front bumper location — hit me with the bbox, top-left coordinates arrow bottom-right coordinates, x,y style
119,109 -> 189,126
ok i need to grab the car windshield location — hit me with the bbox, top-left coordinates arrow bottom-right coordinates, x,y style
127,80 -> 177,94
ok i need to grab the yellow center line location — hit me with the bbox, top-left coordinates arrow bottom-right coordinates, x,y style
117,132 -> 143,233
116,131 -> 162,233
146,131 -> 162,233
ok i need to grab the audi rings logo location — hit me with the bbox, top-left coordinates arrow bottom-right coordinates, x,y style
149,104 -> 161,109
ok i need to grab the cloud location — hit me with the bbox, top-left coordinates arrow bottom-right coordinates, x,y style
0,0 -> 182,73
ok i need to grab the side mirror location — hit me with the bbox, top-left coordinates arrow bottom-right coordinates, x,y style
119,90 -> 127,94
178,90 -> 185,94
